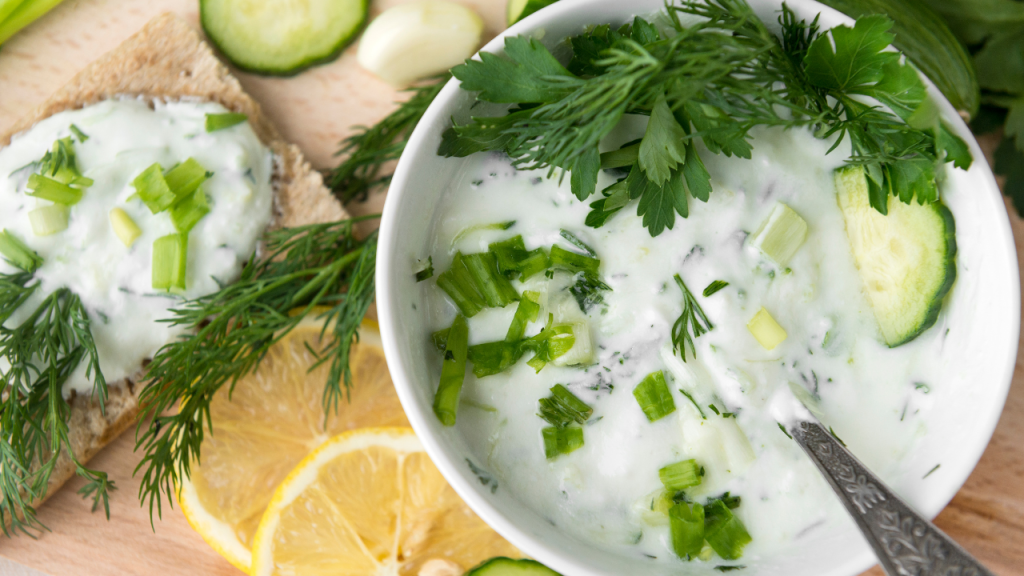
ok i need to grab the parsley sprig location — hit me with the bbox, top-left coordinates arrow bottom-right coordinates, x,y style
440,0 -> 971,236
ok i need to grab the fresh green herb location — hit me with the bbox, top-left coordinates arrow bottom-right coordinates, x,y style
669,501 -> 705,559
135,218 -> 378,523
467,306 -> 571,377
204,112 -> 248,132
151,233 -> 188,291
923,463 -> 941,479
451,220 -> 517,246
462,252 -> 520,307
133,163 -> 177,214
0,230 -> 43,272
467,340 -> 523,377
778,422 -> 793,439
522,316 -> 576,372
0,284 -> 111,536
466,458 -> 498,494
69,124 -> 89,142
559,229 -> 597,257
164,158 -> 210,199
506,291 -> 541,341
442,1 -> 970,235
36,137 -> 87,185
660,459 -> 703,491
672,274 -> 713,361
714,566 -> 746,572
708,404 -> 721,416
707,492 -> 742,510
538,384 -> 593,428
914,382 -> 931,393
330,75 -> 449,204
434,315 -> 469,426
549,245 -> 600,276
704,499 -> 752,560
415,256 -> 434,282
829,426 -> 847,447
436,252 -> 486,317
569,272 -> 611,313
28,205 -> 70,237
542,425 -> 584,459
26,174 -> 83,205
170,189 -> 210,234
633,370 -> 676,422
679,388 -> 706,419
703,280 -> 729,297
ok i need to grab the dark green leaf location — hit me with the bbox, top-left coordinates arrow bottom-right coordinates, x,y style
886,158 -> 938,204
451,36 -> 576,103
681,142 -> 712,202
640,95 -> 689,186
995,136 -> 1024,216
804,15 -> 898,91
974,29 -> 1024,93
570,147 -> 601,200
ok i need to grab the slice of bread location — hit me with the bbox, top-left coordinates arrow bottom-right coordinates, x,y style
0,12 -> 347,522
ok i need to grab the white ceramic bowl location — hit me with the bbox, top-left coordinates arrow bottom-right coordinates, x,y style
377,1 -> 1020,574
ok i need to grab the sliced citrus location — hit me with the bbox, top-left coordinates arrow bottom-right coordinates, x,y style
251,427 -> 520,576
177,318 -> 410,572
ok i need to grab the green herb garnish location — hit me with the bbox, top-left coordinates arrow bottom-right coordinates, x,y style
672,274 -> 713,362
434,314 -> 469,426
415,256 -> 434,282
541,425 -> 584,459
669,501 -> 705,560
133,163 -> 177,214
69,124 -> 89,142
205,112 -> 248,132
679,388 -> 706,419
0,230 -> 43,272
538,384 -> 593,428
703,280 -> 729,297
660,459 -> 703,491
704,499 -> 752,560
26,174 -> 83,205
633,370 -> 676,422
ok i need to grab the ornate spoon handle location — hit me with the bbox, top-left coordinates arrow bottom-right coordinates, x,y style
789,420 -> 994,576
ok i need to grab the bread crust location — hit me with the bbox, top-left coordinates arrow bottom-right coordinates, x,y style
0,13 -> 347,520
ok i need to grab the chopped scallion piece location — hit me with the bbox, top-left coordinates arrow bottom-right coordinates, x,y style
467,340 -> 523,377
538,384 -> 593,428
26,174 -> 83,205
28,205 -> 69,236
109,208 -> 142,248
704,500 -> 752,560
152,233 -> 188,291
660,459 -> 703,491
489,235 -> 529,277
431,327 -> 450,351
669,501 -> 705,560
133,163 -> 177,214
451,220 -> 516,245
415,256 -> 434,282
69,124 -> 89,142
517,248 -> 550,279
436,252 -> 487,317
541,426 -> 584,459
550,244 -> 600,275
703,280 -> 729,297
633,370 -> 676,422
749,202 -> 808,266
708,492 -> 742,510
506,290 -> 540,341
522,316 -> 576,372
462,252 -> 519,308
433,314 -> 468,426
551,320 -> 594,366
559,229 -> 597,257
205,112 -> 248,132
38,137 -> 83,184
164,158 -> 210,198
0,229 -> 42,272
171,188 -> 211,233
747,307 -> 787,350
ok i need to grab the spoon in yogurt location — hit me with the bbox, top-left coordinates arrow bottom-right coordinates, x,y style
774,386 -> 995,576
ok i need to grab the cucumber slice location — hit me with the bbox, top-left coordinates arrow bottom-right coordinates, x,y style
466,557 -> 560,576
506,0 -> 557,26
200,0 -> 368,76
834,166 -> 956,347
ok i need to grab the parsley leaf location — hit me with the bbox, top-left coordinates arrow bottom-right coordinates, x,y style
804,15 -> 898,91
637,170 -> 688,236
452,36 -> 576,103
640,95 -> 689,186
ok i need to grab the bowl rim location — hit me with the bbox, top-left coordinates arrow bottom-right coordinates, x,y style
376,0 -> 1020,573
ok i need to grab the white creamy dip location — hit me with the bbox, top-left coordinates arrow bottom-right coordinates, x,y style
0,98 -> 274,396
423,125 -> 954,563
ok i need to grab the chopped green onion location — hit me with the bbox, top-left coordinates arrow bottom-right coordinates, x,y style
489,235 -> 529,277
749,202 -> 808,267
205,112 -> 248,132
451,220 -> 516,245
633,370 -> 676,422
0,229 -> 42,272
152,233 -> 188,291
550,244 -> 600,275
110,208 -> 142,248
506,290 -> 540,341
171,188 -> 211,233
538,384 -> 593,428
669,502 -> 705,560
703,280 -> 729,297
551,320 -> 593,366
431,327 -> 450,351
747,307 -> 787,350
522,316 -> 576,372
70,175 -> 94,188
38,137 -> 83,184
28,205 -> 69,236
69,124 -> 89,142
462,252 -> 519,308
433,314 -> 468,426
415,256 -> 434,282
26,174 -> 83,205
517,248 -> 550,279
164,158 -> 210,198
133,163 -> 177,214
708,492 -> 742,510
436,252 -> 487,317
660,459 -> 703,491
467,340 -> 523,377
541,426 -> 584,459
559,229 -> 597,257
704,500 -> 752,560
569,272 -> 611,313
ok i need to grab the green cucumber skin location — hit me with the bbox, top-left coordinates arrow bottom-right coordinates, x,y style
888,201 -> 957,348
818,0 -> 980,117
465,557 -> 561,576
199,0 -> 369,77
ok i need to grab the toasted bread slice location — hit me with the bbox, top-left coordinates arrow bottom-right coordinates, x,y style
0,12 -> 346,521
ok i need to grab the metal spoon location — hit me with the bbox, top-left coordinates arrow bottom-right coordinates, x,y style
785,419 -> 994,576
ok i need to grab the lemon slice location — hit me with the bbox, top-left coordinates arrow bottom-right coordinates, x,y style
251,427 -> 519,576
177,318 -> 410,572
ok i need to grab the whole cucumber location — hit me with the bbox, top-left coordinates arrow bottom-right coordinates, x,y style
819,0 -> 980,118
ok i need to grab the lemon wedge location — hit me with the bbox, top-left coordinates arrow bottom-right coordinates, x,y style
177,318 -> 409,572
251,427 -> 519,576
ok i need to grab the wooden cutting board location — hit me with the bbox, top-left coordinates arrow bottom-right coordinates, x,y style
0,1 -> 1021,574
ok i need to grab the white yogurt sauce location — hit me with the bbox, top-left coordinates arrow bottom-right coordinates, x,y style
0,98 -> 274,396
423,124 -> 953,562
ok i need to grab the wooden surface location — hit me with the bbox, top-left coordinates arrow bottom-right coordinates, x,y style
0,1 -> 1021,575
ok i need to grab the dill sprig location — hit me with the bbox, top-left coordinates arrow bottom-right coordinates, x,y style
329,75 -> 450,203
0,275 -> 113,536
671,274 -> 713,362
135,216 -> 378,523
